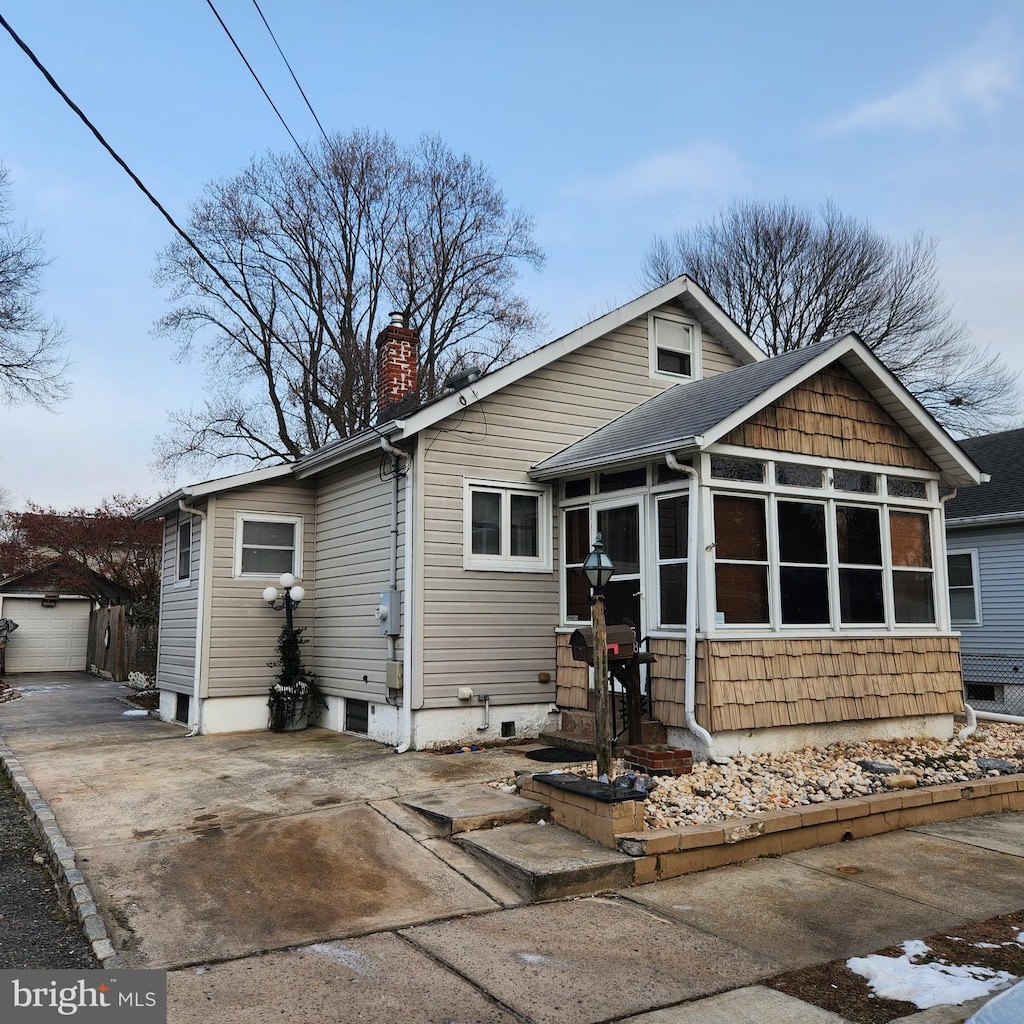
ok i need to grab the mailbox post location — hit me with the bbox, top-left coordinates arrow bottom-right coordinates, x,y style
581,534 -> 615,779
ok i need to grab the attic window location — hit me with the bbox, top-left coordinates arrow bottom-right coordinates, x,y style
649,311 -> 700,382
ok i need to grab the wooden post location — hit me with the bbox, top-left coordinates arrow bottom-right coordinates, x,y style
592,593 -> 613,779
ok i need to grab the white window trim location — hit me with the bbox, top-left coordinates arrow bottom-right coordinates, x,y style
648,309 -> 701,383
233,511 -> 303,579
463,480 -> 552,573
710,483 -> 942,634
175,518 -> 192,587
947,548 -> 982,626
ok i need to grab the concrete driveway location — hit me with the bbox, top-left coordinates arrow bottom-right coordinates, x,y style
3,673 -> 1024,1024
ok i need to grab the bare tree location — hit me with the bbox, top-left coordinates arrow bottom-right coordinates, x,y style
0,165 -> 70,408
153,130 -> 544,474
644,199 -> 1019,434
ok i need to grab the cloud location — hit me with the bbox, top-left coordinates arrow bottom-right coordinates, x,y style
564,143 -> 746,202
827,36 -> 1019,133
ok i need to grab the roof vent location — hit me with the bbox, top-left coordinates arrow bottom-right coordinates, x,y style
444,366 -> 482,391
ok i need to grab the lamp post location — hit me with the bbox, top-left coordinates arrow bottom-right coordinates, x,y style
262,572 -> 305,632
582,534 -> 615,780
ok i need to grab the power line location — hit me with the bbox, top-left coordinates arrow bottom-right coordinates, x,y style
250,0 -> 330,145
204,0 -> 311,158
0,12 -> 251,310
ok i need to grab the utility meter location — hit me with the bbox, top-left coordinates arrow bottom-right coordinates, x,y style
374,589 -> 401,636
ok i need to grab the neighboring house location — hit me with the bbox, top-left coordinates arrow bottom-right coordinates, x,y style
0,558 -> 128,673
138,277 -> 983,755
944,428 -> 1024,717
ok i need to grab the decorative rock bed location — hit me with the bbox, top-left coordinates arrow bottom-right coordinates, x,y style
500,723 -> 1024,883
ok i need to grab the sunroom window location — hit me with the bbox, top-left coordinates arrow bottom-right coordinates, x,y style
837,504 -> 884,623
656,494 -> 688,627
713,495 -> 769,624
778,501 -> 829,624
890,510 -> 935,623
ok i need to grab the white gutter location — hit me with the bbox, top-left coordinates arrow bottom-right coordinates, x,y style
379,437 -> 415,753
178,500 -> 207,738
664,452 -> 721,761
947,509 -> 1024,530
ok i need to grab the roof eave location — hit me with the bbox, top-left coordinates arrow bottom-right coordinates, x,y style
946,510 -> 1024,529
530,436 -> 705,481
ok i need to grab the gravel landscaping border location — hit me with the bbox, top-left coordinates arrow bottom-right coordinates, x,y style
0,742 -> 126,969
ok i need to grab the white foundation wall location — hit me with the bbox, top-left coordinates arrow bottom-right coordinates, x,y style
668,714 -> 957,760
408,701 -> 559,750
319,695 -> 401,746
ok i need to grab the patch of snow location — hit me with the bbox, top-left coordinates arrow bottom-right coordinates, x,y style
1017,932 -> 1024,944
847,941 -> 1016,1010
306,942 -> 371,972
517,952 -> 549,964
121,709 -> 149,717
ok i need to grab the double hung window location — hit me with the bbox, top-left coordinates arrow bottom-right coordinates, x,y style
235,514 -> 301,577
947,550 -> 980,625
465,482 -> 550,571
176,519 -> 192,582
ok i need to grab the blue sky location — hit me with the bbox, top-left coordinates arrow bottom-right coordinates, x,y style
2,0 -> 1022,507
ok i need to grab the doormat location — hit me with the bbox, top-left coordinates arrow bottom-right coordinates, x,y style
525,747 -> 593,762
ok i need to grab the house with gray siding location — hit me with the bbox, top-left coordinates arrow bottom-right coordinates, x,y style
944,428 -> 1024,717
139,276 -> 983,755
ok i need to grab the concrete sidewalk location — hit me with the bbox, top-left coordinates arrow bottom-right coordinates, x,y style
2,673 -> 1023,1024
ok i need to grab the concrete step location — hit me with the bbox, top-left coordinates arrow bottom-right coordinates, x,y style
455,821 -> 635,901
400,785 -> 546,837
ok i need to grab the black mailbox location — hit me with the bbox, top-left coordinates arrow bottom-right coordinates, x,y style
569,625 -> 638,666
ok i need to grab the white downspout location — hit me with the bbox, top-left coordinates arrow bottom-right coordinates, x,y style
664,452 -> 721,760
178,500 -> 206,738
380,437 -> 414,753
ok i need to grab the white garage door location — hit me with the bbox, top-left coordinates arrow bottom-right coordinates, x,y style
2,598 -> 91,673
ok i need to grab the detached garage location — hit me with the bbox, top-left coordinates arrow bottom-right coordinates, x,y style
0,595 -> 91,672
0,559 -> 103,674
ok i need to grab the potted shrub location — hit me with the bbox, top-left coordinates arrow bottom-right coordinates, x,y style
267,623 -> 325,732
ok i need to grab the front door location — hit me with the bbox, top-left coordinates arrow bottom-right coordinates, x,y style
595,499 -> 643,638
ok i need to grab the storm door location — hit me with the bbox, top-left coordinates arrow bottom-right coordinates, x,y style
595,499 -> 644,638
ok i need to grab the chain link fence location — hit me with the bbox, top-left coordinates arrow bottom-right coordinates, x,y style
962,653 -> 1024,717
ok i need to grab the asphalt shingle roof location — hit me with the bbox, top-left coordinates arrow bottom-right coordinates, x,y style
531,337 -> 845,476
944,428 -> 1024,520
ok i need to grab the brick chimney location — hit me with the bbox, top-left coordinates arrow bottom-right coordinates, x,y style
375,311 -> 419,422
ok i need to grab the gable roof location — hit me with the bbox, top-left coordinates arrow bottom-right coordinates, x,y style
295,276 -> 766,479
530,334 -> 984,488
945,428 -> 1024,524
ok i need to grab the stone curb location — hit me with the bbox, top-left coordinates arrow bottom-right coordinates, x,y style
0,742 -> 127,970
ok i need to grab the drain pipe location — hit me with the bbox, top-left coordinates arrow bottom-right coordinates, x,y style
664,453 -> 722,761
380,437 -> 414,753
178,500 -> 207,738
477,693 -> 490,732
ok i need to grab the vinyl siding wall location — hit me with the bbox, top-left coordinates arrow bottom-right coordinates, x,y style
155,507 -> 203,695
312,456 -> 403,699
418,307 -> 743,708
949,524 -> 1024,655
205,481 -> 316,698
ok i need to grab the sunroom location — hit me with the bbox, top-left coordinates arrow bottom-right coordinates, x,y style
531,335 -> 984,758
